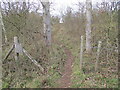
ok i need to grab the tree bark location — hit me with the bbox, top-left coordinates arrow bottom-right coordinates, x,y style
0,5 -> 2,90
41,1 -> 52,46
0,9 -> 7,43
85,0 -> 92,53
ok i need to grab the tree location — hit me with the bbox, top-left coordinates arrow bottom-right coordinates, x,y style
40,0 -> 52,47
1,1 -> 30,43
42,1 -> 51,47
85,0 -> 92,53
0,7 -> 3,89
0,7 -> 7,43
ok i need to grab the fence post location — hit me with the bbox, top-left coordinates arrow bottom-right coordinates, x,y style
115,38 -> 118,53
14,36 -> 19,61
106,38 -> 109,63
80,36 -> 84,70
95,41 -> 102,72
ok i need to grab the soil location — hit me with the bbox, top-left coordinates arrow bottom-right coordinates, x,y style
58,48 -> 73,88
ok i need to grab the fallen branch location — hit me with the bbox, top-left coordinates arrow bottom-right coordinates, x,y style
23,48 -> 44,73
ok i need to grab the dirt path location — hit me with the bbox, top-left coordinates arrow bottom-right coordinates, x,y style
58,48 -> 73,88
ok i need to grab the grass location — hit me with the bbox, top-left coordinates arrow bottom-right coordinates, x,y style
55,26 -> 118,88
2,36 -> 67,88
2,27 -> 118,88
2,11 -> 118,88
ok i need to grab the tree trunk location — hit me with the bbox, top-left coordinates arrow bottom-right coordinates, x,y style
85,0 -> 92,53
41,1 -> 52,46
0,6 -> 2,90
0,8 -> 7,43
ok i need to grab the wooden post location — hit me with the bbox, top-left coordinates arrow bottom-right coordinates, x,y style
14,36 -> 19,61
23,48 -> 44,73
115,38 -> 118,53
14,36 -> 24,76
106,37 -> 109,63
80,36 -> 84,70
4,45 -> 14,60
95,41 -> 102,71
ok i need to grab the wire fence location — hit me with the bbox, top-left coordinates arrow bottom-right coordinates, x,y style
80,36 -> 118,73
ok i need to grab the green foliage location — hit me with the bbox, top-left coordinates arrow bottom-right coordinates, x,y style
2,82 -> 9,88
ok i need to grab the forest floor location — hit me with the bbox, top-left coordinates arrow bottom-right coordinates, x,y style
58,48 -> 74,88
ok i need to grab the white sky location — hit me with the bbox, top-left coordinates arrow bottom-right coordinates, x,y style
0,0 -> 118,16
49,0 -> 112,16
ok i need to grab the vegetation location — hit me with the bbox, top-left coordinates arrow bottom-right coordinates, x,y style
1,1 -> 118,88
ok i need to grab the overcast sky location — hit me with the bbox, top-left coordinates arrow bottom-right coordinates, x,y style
49,0 -> 113,16
0,0 -> 118,16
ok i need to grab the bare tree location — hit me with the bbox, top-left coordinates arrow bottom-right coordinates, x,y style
1,1 -> 30,41
85,0 -> 92,53
39,0 -> 52,47
0,6 -> 3,89
0,8 -> 7,43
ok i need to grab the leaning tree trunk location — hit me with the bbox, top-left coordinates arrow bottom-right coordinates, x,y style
85,0 -> 92,53
41,1 -> 52,47
0,7 -> 7,44
0,7 -> 2,90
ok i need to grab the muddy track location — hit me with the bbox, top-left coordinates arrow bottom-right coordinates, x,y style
58,48 -> 73,88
